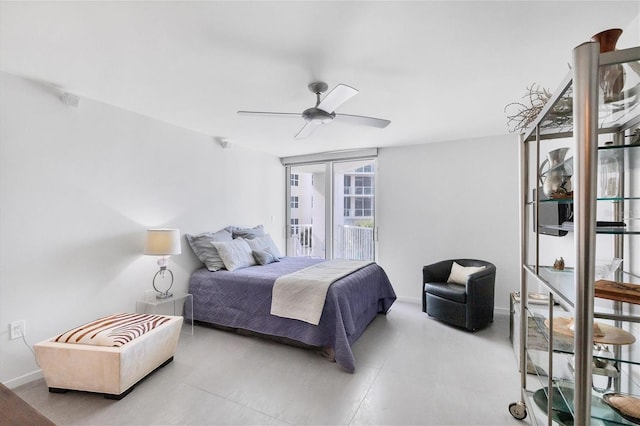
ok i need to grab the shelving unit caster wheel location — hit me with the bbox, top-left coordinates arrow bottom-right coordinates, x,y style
509,401 -> 527,420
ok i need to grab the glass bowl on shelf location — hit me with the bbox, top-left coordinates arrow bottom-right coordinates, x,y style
595,258 -> 623,280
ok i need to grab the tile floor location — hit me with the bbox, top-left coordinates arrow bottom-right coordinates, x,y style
13,301 -> 529,425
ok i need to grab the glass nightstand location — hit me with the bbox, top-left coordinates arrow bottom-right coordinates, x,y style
136,293 -> 194,335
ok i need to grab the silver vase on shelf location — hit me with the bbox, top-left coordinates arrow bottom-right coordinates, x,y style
539,147 -> 572,198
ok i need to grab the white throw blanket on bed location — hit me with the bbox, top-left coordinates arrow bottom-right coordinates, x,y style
270,259 -> 374,325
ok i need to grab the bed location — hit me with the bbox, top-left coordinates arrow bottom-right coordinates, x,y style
187,256 -> 396,372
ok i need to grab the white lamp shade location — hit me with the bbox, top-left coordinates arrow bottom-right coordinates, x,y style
144,229 -> 182,256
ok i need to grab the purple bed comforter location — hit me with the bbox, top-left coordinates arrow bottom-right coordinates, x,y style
188,257 -> 396,372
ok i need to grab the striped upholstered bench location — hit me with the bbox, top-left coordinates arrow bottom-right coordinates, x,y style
34,313 -> 183,399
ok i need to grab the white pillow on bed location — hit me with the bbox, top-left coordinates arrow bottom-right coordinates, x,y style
212,238 -> 256,271
245,234 -> 283,258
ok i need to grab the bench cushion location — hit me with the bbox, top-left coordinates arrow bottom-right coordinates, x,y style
54,313 -> 172,347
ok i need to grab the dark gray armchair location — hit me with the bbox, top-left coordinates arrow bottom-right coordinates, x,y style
422,259 -> 496,331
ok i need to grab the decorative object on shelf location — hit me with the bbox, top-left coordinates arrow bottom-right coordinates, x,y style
596,221 -> 626,229
529,314 -> 573,352
532,386 -> 574,425
546,317 -> 636,345
518,293 -> 549,305
603,393 -> 640,424
591,29 -> 626,104
553,257 -> 565,270
540,147 -> 573,198
533,385 -> 623,426
543,265 -> 572,274
598,141 -> 621,198
144,229 -> 182,299
570,354 -> 619,394
529,293 -> 550,303
595,280 -> 640,305
595,257 -> 623,280
504,84 -> 573,133
512,292 -> 552,305
593,343 -> 613,368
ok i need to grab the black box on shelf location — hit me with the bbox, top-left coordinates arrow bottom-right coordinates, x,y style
532,187 -> 573,237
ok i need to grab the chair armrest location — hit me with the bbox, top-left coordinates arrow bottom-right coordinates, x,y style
466,266 -> 496,302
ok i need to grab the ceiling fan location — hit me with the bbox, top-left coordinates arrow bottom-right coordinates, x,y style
237,82 -> 391,139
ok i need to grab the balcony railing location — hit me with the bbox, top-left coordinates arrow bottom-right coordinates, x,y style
336,225 -> 374,261
289,224 -> 314,257
289,224 -> 374,260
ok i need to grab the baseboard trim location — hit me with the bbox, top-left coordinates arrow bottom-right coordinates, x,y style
2,370 -> 43,389
495,306 -> 510,315
396,296 -> 421,304
394,297 -> 511,315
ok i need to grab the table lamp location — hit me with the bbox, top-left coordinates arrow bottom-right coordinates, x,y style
144,229 -> 182,299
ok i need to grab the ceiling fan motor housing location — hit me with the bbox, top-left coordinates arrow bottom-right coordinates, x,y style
302,107 -> 335,124
308,82 -> 329,94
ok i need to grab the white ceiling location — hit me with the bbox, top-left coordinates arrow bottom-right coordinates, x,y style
1,1 -> 639,157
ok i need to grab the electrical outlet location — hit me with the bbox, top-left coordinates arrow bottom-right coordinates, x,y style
10,320 -> 25,340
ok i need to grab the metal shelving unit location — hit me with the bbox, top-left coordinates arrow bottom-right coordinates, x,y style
509,41 -> 640,425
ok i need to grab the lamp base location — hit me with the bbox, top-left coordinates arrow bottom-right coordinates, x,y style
152,268 -> 174,300
156,291 -> 173,300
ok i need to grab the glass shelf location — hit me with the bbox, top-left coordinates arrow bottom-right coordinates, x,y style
521,307 -> 640,424
600,143 -> 640,151
524,48 -> 640,142
531,196 -> 640,204
594,225 -> 640,235
526,380 -> 638,425
518,302 -> 640,425
541,223 -> 640,235
596,196 -> 640,202
526,266 -> 640,320
523,307 -> 639,368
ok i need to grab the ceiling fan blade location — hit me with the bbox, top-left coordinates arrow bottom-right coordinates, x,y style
237,111 -> 301,118
317,84 -> 358,113
334,113 -> 391,128
294,121 -> 320,139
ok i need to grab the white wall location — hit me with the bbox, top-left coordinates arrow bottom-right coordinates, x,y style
0,72 -> 285,386
377,135 -> 520,311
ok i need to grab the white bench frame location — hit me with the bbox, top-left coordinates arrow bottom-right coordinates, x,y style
34,315 -> 183,399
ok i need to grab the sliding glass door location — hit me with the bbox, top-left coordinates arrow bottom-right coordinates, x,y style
287,163 -> 327,258
332,159 -> 376,261
286,156 -> 376,261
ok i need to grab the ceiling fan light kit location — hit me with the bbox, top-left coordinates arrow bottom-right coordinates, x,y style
302,108 -> 334,124
237,81 -> 390,139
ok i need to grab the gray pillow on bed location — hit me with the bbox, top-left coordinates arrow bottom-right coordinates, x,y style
231,224 -> 265,240
245,234 -> 283,258
252,248 -> 281,265
212,238 -> 257,271
185,229 -> 232,271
